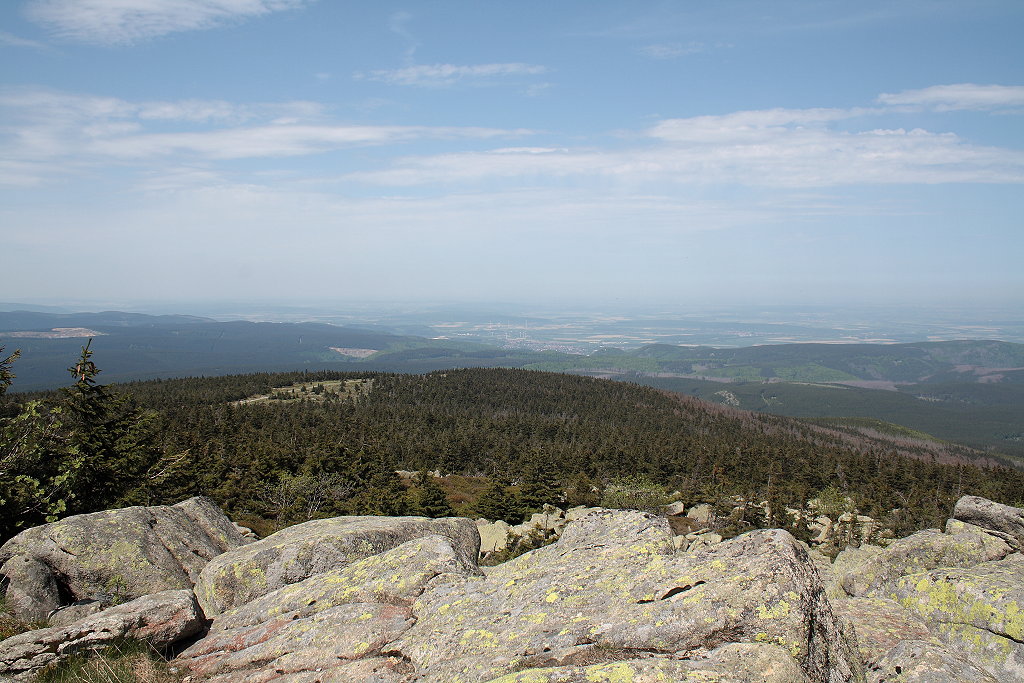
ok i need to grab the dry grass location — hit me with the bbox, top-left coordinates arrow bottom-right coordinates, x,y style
35,639 -> 184,683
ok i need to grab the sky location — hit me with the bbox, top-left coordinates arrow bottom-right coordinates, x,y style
1,0 -> 1022,310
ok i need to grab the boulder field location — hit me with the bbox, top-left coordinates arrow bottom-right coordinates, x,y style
0,494 -> 1021,682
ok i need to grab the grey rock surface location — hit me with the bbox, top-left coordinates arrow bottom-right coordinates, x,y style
867,640 -> 999,683
0,589 -> 202,681
887,553 -> 1024,682
177,534 -> 478,681
194,515 -> 480,616
0,555 -> 60,623
953,494 -> 1024,551
481,643 -> 810,682
0,496 -> 249,622
173,509 -> 863,683
390,510 -> 863,683
839,529 -> 1010,597
832,596 -> 932,667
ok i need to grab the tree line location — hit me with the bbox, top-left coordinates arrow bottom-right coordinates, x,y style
3,345 -> 1023,543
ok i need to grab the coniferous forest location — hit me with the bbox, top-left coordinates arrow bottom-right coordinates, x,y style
3,346 -> 1023,544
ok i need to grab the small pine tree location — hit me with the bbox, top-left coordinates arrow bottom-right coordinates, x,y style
474,479 -> 519,524
410,470 -> 454,518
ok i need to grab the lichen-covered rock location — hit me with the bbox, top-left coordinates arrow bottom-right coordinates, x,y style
177,534 -> 478,681
832,597 -> 932,667
0,589 -> 202,681
0,497 -> 250,621
194,515 -> 480,616
953,495 -> 1024,551
839,529 -> 1010,597
390,510 -> 863,683
887,553 -> 1024,681
481,643 -> 810,682
867,640 -> 999,683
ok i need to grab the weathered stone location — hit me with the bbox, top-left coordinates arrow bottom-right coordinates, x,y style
832,597 -> 932,667
46,600 -> 104,627
0,497 -> 250,622
478,520 -> 512,554
839,529 -> 1010,597
686,531 -> 723,552
389,510 -> 863,683
662,501 -> 687,516
194,515 -> 480,616
686,503 -> 714,526
887,553 -> 1024,682
0,589 -> 202,681
563,506 -> 600,523
953,495 -> 1024,551
177,534 -> 478,681
481,643 -> 810,682
867,640 -> 999,683
0,556 -> 60,623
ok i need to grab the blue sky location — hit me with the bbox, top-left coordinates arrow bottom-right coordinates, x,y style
1,0 -> 1022,309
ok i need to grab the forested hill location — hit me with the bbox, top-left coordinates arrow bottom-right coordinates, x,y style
111,368 -> 1024,534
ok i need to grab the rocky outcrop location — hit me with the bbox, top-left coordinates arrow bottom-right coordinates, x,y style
177,508 -> 864,682
0,589 -> 202,681
0,496 -> 251,622
194,515 -> 480,616
839,528 -> 1010,597
953,494 -> 1024,551
7,493 -> 1024,682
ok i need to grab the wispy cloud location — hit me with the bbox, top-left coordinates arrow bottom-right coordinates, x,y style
639,42 -> 704,59
24,0 -> 310,45
357,63 -> 547,87
345,102 -> 1024,189
878,84 -> 1024,112
0,87 -> 530,184
0,30 -> 47,49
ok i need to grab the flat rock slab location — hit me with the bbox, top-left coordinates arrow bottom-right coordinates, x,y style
0,589 -> 202,681
195,515 -> 480,616
0,496 -> 249,622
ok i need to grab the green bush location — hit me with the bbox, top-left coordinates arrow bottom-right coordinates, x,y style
599,475 -> 670,513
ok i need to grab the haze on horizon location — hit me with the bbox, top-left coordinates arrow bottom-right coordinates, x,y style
1,1 -> 1022,309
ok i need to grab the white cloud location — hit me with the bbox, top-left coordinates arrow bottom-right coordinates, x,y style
24,0 -> 309,45
878,84 -> 1024,112
358,63 -> 547,87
